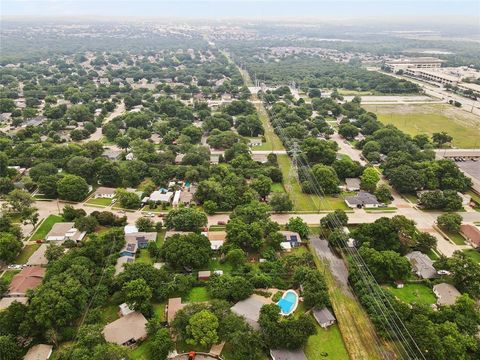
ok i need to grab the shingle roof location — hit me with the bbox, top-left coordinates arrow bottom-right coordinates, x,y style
102,311 -> 147,345
24,344 -> 53,360
313,307 -> 336,325
405,251 -> 437,279
433,283 -> 461,306
8,267 -> 45,296
270,349 -> 308,360
345,191 -> 380,206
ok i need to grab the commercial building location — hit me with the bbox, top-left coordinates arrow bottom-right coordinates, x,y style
384,57 -> 443,72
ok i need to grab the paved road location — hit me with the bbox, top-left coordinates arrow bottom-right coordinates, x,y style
331,133 -> 366,165
84,101 -> 125,142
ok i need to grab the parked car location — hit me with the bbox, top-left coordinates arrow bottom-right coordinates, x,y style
8,264 -> 22,270
217,221 -> 226,225
36,240 -> 43,244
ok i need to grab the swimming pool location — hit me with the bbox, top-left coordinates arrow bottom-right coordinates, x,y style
277,290 -> 299,316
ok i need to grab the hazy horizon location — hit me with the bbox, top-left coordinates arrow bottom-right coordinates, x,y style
2,0 -> 479,20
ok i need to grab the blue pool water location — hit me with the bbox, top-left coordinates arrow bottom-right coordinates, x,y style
185,181 -> 191,188
277,291 -> 298,315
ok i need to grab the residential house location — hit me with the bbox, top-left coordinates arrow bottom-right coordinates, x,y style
102,312 -> 148,346
251,153 -> 269,163
279,231 -> 301,247
459,224 -> 480,248
8,267 -> 46,297
26,244 -> 49,267
172,190 -> 181,207
405,251 -> 437,279
120,241 -> 137,257
270,349 -> 308,360
150,190 -> 174,204
125,232 -> 157,249
174,153 -> 185,164
24,344 -> 53,360
119,303 -> 134,317
124,225 -> 139,234
102,148 -> 122,160
433,283 -> 461,306
0,297 -> 28,311
202,231 -> 226,250
231,296 -> 269,330
115,256 -> 135,276
345,191 -> 380,208
345,178 -> 361,192
45,223 -> 86,242
94,187 -> 116,199
313,307 -> 336,328
167,297 -> 186,324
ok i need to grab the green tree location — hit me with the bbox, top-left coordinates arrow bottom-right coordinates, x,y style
308,164 -> 340,195
414,232 -> 437,254
57,175 -> 89,202
164,208 -> 207,231
338,123 -> 359,140
269,192 -> 293,212
437,213 -> 463,233
0,335 -> 22,360
360,167 -> 380,193
287,217 -> 309,239
74,215 -> 98,233
374,184 -> 392,204
136,217 -> 155,232
150,329 -> 174,360
45,244 -> 65,262
207,274 -> 253,302
432,132 -> 453,147
203,200 -> 218,215
186,309 -> 219,347
161,233 -> 211,270
0,232 -> 22,263
320,209 -> 348,229
123,278 -> 152,314
251,175 -> 272,199
6,189 -> 34,214
225,248 -> 246,268
115,189 -> 141,209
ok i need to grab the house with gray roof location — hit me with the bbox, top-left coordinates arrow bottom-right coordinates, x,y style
433,283 -> 461,306
405,251 -> 437,279
345,191 -> 380,208
231,296 -> 268,330
345,178 -> 361,192
313,307 -> 336,328
270,349 -> 308,360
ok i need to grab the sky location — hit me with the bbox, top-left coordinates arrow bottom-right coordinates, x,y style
1,0 -> 479,20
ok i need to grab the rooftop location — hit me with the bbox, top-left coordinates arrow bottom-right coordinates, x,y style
103,311 -> 148,345
167,297 -> 186,323
8,266 -> 45,296
433,283 -> 461,306
26,244 -> 49,266
24,344 -> 53,360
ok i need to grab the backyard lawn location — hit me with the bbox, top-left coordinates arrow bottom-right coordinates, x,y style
365,103 -> 480,148
305,322 -> 350,360
278,154 -> 348,212
136,249 -> 153,264
464,249 -> 480,263
208,258 -> 233,274
384,283 -> 436,306
185,287 -> 211,302
271,182 -> 286,193
16,244 -> 40,264
30,214 -> 63,241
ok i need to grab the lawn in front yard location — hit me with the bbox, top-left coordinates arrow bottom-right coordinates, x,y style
30,214 -> 63,241
464,249 -> 480,263
16,244 -> 40,264
384,283 -> 436,306
277,154 -> 348,212
1,270 -> 20,284
305,321 -> 350,360
444,230 -> 466,245
185,286 -> 211,303
85,197 -> 112,206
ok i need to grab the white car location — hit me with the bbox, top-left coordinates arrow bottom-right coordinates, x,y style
437,270 -> 451,276
146,212 -> 155,218
8,264 -> 23,270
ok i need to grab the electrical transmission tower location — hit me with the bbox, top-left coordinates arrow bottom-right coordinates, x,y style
287,141 -> 301,208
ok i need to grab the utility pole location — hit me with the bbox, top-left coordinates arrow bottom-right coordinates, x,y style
287,141 -> 301,209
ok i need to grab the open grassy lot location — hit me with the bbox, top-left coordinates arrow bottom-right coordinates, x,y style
1,270 -> 20,284
30,214 -> 63,241
85,197 -> 112,206
384,283 -> 436,306
278,154 -> 348,212
271,182 -> 286,193
308,244 -> 383,360
306,322 -> 350,360
16,244 -> 40,264
464,249 -> 480,263
185,286 -> 211,303
364,103 -> 480,148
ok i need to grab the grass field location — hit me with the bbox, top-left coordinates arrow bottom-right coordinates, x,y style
271,182 -> 286,193
305,322 -> 350,360
444,230 -> 467,245
365,103 -> 480,148
31,214 -> 63,241
85,197 -> 112,206
308,244 -> 383,360
1,270 -> 20,284
384,284 -> 436,306
16,244 -> 40,264
278,154 -> 348,212
185,287 -> 211,302
464,249 -> 480,263
137,249 -> 153,264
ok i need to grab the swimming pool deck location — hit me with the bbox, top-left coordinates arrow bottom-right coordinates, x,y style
277,289 -> 299,316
